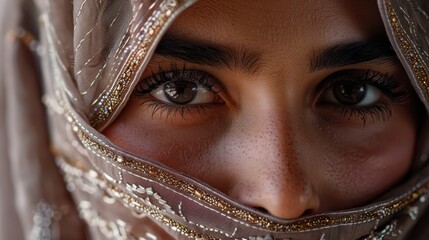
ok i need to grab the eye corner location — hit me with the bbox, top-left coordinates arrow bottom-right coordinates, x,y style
313,68 -> 406,125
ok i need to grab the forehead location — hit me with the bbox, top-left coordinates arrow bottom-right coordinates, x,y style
170,0 -> 385,51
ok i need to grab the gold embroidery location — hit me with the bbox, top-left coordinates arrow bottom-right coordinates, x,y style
57,156 -> 217,240
90,0 -> 183,128
59,0 -> 429,236
177,202 -> 238,238
78,201 -> 164,240
385,0 -> 429,99
71,119 -> 429,233
30,202 -> 58,240
125,183 -> 175,214
79,201 -> 130,239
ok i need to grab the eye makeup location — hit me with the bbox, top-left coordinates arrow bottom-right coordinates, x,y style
134,65 -> 225,121
316,69 -> 409,125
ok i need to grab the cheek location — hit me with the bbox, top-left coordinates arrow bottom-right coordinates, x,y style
312,107 -> 417,211
102,100 -> 232,186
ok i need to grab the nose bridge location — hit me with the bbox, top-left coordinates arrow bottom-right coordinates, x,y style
227,102 -> 320,219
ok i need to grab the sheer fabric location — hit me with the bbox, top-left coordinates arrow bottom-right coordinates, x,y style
1,0 -> 429,239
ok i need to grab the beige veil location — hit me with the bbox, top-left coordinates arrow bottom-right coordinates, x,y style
1,0 -> 429,239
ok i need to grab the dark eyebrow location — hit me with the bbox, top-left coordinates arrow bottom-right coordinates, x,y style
155,34 -> 396,74
154,34 -> 263,74
310,36 -> 397,72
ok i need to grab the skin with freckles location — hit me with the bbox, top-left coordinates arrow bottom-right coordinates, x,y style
103,0 -> 419,219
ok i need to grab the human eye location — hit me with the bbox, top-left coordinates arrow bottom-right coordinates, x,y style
134,66 -> 225,120
316,70 -> 408,125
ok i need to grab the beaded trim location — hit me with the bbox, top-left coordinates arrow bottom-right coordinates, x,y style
385,0 -> 429,99
30,202 -> 58,240
70,118 -> 429,233
74,0 -> 429,235
89,0 -> 429,129
90,0 -> 184,129
57,149 -> 427,240
57,156 -> 216,240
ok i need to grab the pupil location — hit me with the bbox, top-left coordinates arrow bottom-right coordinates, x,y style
164,81 -> 198,104
333,82 -> 367,105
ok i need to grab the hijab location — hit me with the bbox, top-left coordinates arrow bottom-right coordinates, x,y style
1,0 -> 429,239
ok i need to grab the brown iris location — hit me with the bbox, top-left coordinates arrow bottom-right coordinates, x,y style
333,82 -> 367,105
164,81 -> 198,104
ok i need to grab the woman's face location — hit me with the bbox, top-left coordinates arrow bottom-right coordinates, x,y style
104,0 -> 419,219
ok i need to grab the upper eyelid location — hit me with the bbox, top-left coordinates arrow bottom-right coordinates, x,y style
319,69 -> 398,88
136,67 -> 224,95
316,69 -> 407,103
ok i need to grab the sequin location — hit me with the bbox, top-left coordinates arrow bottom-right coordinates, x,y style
90,1 -> 185,129
385,0 -> 429,100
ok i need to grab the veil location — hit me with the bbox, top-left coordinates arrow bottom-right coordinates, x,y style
1,0 -> 429,239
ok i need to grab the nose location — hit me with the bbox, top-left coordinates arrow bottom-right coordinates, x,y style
230,168 -> 320,219
225,107 -> 320,219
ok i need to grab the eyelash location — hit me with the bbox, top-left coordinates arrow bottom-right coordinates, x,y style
135,65 -> 220,94
134,66 -> 222,119
317,69 -> 408,125
135,66 -> 408,124
140,100 -> 215,120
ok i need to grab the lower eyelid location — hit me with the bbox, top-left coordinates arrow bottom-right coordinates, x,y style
136,97 -> 226,125
315,75 -> 407,107
315,102 -> 393,126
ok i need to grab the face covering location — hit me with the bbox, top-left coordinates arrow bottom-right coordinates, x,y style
1,0 -> 429,239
